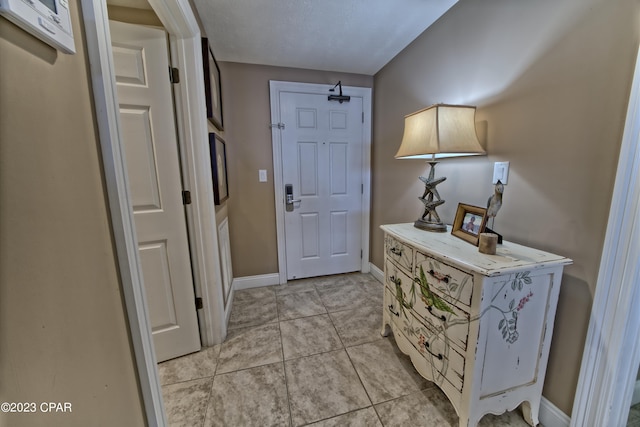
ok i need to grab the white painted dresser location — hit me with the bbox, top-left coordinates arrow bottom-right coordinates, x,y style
380,223 -> 572,427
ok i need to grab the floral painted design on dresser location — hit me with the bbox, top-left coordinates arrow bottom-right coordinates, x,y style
416,265 -> 456,316
497,290 -> 534,344
422,259 -> 472,307
390,265 -> 456,318
400,323 -> 454,388
487,271 -> 534,344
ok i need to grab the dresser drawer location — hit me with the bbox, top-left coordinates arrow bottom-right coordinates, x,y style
411,290 -> 469,353
384,286 -> 408,327
387,259 -> 470,353
385,286 -> 464,392
415,252 -> 473,310
385,258 -> 414,295
385,234 -> 413,272
404,311 -> 465,392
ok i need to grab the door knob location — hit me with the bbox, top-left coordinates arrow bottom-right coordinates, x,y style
285,184 -> 301,212
286,194 -> 301,204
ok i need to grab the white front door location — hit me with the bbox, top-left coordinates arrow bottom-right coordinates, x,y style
110,20 -> 201,362
280,92 -> 364,280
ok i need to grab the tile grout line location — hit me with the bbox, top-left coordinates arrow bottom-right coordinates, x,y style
285,278 -> 371,425
199,374 -> 215,427
201,328 -> 227,427
170,274 -> 528,426
217,274 -> 431,426
343,339 -> 378,415
296,406 -> 381,427
319,280 -> 383,425
276,296 -> 295,427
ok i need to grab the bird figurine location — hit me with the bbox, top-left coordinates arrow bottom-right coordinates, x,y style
487,180 -> 504,229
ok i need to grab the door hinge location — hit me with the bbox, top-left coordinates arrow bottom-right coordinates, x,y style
361,183 -> 364,194
182,190 -> 192,205
269,122 -> 285,130
362,112 -> 364,123
195,297 -> 203,310
169,67 -> 180,84
361,250 -> 363,259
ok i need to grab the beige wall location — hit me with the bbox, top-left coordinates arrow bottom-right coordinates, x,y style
0,3 -> 146,426
372,0 -> 639,414
107,4 -> 162,27
220,62 -> 373,277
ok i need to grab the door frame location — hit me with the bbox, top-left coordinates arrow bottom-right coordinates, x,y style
269,81 -> 372,284
570,44 -> 640,426
81,0 -> 226,425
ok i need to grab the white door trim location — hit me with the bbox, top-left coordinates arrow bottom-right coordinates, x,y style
269,81 -> 372,284
81,0 -> 226,425
156,1 -> 227,349
570,44 -> 640,426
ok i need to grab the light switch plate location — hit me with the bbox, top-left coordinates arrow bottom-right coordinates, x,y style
259,169 -> 267,182
493,162 -> 509,184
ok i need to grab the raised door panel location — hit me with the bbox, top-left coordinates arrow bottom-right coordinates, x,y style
479,270 -> 554,398
329,142 -> 348,195
329,211 -> 348,255
298,141 -> 318,197
300,213 -> 320,259
112,45 -> 146,85
139,241 -> 178,331
119,106 -> 161,211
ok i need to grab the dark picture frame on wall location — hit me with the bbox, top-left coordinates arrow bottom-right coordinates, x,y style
201,37 -> 224,130
208,133 -> 229,205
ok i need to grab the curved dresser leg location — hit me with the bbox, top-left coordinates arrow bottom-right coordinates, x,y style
381,321 -> 391,337
521,400 -> 540,426
459,414 -> 473,427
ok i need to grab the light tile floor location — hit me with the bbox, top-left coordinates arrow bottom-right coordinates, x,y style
158,273 -> 537,427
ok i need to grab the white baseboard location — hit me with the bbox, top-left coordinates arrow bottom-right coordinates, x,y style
369,262 -> 384,283
539,396 -> 570,427
224,289 -> 234,326
235,267 -> 382,291
232,273 -> 280,291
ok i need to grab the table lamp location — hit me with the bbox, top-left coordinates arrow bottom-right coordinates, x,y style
395,104 -> 486,232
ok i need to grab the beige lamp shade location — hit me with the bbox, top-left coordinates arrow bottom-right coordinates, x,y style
395,104 -> 486,159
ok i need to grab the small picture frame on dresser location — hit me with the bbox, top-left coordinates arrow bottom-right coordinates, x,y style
452,203 -> 488,246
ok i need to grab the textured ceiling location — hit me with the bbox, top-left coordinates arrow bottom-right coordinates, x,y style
191,0 -> 458,75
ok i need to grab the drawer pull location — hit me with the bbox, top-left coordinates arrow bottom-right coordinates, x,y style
389,247 -> 403,256
388,305 -> 400,317
427,305 -> 447,322
424,342 -> 444,360
389,275 -> 402,287
428,269 -> 450,284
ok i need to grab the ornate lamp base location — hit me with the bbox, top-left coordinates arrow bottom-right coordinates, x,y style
413,161 -> 447,233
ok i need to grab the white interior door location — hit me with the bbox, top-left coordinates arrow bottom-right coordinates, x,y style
280,92 -> 364,280
110,20 -> 201,362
